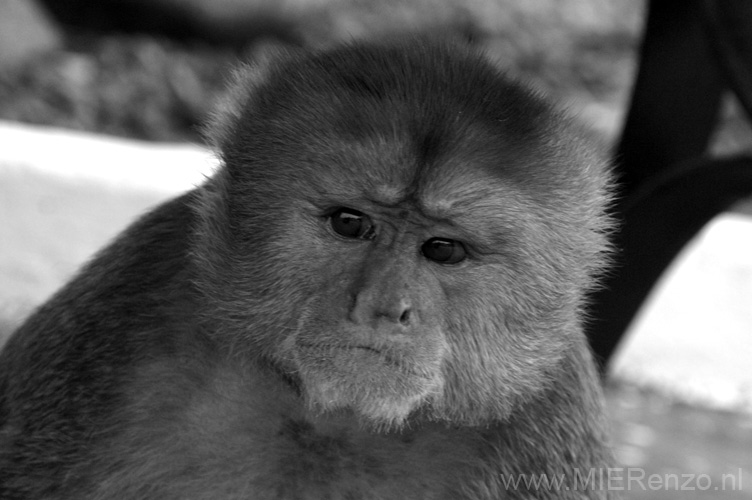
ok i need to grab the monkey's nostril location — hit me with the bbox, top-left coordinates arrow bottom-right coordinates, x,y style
398,308 -> 411,325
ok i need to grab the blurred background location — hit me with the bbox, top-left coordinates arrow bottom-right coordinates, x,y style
0,0 -> 750,498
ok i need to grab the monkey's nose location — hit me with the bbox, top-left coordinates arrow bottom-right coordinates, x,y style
349,294 -> 413,327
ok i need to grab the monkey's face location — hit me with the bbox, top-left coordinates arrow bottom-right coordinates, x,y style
198,41 -> 611,429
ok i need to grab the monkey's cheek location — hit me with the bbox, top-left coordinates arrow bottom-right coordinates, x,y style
295,348 -> 444,426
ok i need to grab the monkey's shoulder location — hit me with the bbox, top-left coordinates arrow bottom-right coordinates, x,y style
0,193 -> 200,453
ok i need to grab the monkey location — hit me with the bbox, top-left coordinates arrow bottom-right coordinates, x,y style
0,38 -> 616,499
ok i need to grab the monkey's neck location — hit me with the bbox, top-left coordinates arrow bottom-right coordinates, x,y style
263,355 -> 304,397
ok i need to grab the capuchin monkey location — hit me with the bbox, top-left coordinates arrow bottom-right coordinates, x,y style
0,39 -> 616,499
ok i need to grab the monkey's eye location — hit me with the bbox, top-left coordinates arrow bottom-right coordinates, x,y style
421,237 -> 466,264
329,208 -> 375,240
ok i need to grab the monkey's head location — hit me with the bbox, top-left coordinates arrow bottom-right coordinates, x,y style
195,39 -> 611,430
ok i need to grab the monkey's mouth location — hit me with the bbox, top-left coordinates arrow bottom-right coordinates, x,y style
295,341 -> 415,374
346,345 -> 381,355
295,342 -> 379,352
296,342 -> 386,359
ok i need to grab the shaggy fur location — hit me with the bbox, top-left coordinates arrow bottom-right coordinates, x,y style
0,38 -> 615,499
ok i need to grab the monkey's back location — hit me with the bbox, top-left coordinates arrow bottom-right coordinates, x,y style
0,192 -> 201,496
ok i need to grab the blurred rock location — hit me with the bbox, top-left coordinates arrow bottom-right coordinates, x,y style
0,0 -> 645,144
0,0 -> 62,69
34,0 -> 486,50
37,0 -> 303,47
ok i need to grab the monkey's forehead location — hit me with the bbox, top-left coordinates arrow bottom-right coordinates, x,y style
228,104 -> 595,220
218,39 -> 606,212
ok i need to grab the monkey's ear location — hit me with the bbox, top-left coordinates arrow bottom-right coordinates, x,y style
202,43 -> 302,152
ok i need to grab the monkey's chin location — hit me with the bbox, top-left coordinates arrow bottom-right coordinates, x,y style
294,348 -> 443,430
303,380 -> 427,431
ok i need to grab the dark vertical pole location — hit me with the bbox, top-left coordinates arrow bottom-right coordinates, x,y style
588,0 -> 726,366
616,0 -> 724,196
